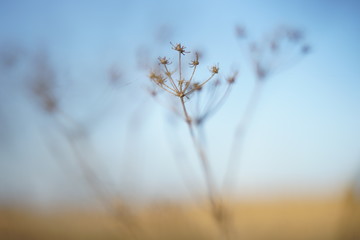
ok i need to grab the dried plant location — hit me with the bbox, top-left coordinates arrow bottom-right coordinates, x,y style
149,43 -> 237,239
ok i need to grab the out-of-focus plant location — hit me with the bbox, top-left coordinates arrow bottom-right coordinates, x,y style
28,51 -> 138,237
223,26 -> 310,192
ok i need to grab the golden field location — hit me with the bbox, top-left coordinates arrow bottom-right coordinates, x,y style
1,195 -> 359,240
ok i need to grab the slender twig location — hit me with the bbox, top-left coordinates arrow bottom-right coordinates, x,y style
223,80 -> 264,192
180,96 -> 231,240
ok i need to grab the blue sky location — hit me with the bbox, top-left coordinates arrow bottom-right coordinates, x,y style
0,0 -> 360,205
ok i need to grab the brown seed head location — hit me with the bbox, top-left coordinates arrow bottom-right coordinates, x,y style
156,75 -> 166,85
149,71 -> 166,85
158,56 -> 171,65
193,83 -> 202,91
149,71 -> 157,80
189,52 -> 200,67
171,43 -> 189,55
210,65 -> 219,74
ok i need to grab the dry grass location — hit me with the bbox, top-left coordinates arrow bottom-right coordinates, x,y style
1,196 -> 359,240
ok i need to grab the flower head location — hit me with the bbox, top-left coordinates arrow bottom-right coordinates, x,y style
158,56 -> 171,65
192,83 -> 202,91
210,65 -> 219,74
149,71 -> 166,85
148,43 -> 236,126
189,52 -> 200,67
171,42 -> 189,55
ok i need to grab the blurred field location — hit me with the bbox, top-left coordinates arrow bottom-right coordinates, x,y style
1,195 -> 359,240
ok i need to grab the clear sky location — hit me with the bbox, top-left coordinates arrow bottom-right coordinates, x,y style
0,0 -> 360,206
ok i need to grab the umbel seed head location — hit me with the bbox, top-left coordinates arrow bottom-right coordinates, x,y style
149,43 -> 221,100
149,43 -> 236,126
158,56 -> 171,65
211,65 -> 219,74
171,42 -> 189,55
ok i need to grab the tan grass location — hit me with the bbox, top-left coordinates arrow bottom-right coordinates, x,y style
1,196 -> 357,240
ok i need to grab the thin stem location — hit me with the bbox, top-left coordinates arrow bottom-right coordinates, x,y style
184,65 -> 197,92
200,83 -> 234,123
152,80 -> 176,96
180,97 -> 216,201
179,52 -> 182,83
164,65 -> 179,92
186,73 -> 216,96
222,80 -> 264,192
199,73 -> 216,89
180,96 -> 227,237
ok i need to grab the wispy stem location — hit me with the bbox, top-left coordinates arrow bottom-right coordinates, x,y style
223,80 -> 264,192
180,96 -> 231,239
